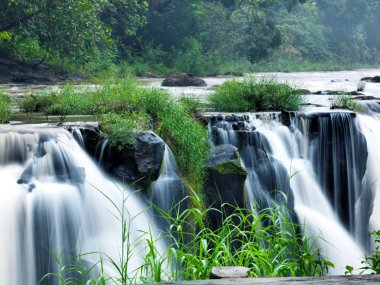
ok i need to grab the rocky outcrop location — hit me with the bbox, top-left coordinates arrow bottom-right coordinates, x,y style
361,75 -> 380,83
102,131 -> 165,189
162,73 -> 207,87
66,125 -> 166,191
204,144 -> 247,229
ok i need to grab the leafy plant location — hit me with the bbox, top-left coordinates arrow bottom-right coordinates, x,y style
360,230 -> 380,274
0,92 -> 11,123
210,77 -> 304,112
158,194 -> 333,280
100,112 -> 150,149
331,93 -> 363,112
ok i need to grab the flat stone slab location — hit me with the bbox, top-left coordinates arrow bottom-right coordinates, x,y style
155,275 -> 380,284
210,267 -> 250,279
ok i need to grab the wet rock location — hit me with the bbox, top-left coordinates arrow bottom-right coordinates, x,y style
297,88 -> 312,94
331,79 -> 349,82
210,267 -> 250,279
205,144 -> 247,229
162,73 -> 207,87
105,131 -> 165,190
361,75 -> 380,83
224,71 -> 245,77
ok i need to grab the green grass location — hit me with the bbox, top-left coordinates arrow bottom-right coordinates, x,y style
330,93 -> 363,112
0,92 -> 11,123
18,79 -> 209,191
41,193 -> 333,284
209,77 -> 304,112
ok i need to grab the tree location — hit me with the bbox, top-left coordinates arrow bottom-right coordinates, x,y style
0,0 -> 111,63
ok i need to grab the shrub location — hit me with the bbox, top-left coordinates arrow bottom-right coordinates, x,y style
360,230 -> 380,274
209,77 -> 304,112
0,93 -> 11,123
100,112 -> 150,150
330,93 -> 363,112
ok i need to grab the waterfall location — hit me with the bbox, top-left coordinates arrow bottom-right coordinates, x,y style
151,145 -> 186,229
0,125 -> 165,285
209,111 -> 372,274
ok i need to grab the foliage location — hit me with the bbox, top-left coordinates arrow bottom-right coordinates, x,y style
330,93 -> 363,112
360,230 -> 380,274
41,192 -> 333,284
162,196 -> 332,280
0,92 -> 11,123
209,77 -> 304,112
100,112 -> 150,149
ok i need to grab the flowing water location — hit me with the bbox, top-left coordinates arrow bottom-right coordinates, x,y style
2,69 -> 380,278
209,106 -> 380,274
0,125 -> 164,285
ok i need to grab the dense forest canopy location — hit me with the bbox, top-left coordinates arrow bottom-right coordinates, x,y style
1,0 -> 380,74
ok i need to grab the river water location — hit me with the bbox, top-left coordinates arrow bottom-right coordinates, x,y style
1,69 -> 380,278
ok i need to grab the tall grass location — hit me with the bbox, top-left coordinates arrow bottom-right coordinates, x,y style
41,191 -> 333,285
209,77 -> 304,112
330,93 -> 363,112
0,92 -> 11,123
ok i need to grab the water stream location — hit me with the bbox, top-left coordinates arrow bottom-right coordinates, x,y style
0,125 -> 164,285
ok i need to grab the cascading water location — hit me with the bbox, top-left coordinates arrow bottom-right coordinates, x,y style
151,145 -> 186,229
0,125 -> 165,285
208,110 -> 375,274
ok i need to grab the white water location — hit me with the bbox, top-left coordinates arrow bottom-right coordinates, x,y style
0,125 -> 165,285
358,114 -> 380,236
248,115 -> 365,274
151,145 -> 185,227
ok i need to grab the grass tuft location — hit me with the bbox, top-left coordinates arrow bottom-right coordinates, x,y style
209,77 -> 304,112
0,92 -> 11,123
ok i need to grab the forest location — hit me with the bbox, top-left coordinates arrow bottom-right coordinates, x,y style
1,0 -> 380,76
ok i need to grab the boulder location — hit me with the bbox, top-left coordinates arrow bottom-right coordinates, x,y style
205,144 -> 247,229
360,76 -> 380,83
106,131 -> 166,189
66,125 -> 166,191
161,73 -> 207,87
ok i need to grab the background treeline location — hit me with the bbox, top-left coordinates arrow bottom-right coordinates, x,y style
1,0 -> 380,75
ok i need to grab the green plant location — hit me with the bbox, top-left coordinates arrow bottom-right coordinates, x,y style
331,93 -> 363,112
209,77 -> 304,112
100,112 -> 150,149
159,194 -> 333,280
360,230 -> 380,274
0,92 -> 11,123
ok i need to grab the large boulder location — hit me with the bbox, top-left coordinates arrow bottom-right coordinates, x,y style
361,76 -> 380,83
204,144 -> 247,229
161,73 -> 207,87
106,131 -> 166,189
66,125 -> 166,191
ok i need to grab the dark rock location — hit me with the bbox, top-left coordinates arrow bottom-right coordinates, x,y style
210,267 -> 250,279
105,131 -> 165,190
162,73 -> 207,87
361,75 -> 380,83
353,95 -> 378,100
205,144 -> 247,230
224,71 -> 244,77
297,89 -> 312,95
331,79 -> 349,82
135,132 -> 166,176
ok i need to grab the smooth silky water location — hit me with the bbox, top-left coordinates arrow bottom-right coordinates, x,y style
209,107 -> 380,274
0,125 -> 165,285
